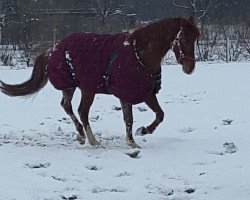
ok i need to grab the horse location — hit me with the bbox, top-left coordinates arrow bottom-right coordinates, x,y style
0,16 -> 200,148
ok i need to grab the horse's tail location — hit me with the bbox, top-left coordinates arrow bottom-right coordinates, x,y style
0,49 -> 51,97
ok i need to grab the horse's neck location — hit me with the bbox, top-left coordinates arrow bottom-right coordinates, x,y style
135,19 -> 181,74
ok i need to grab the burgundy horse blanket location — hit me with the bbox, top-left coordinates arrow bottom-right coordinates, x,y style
47,32 -> 161,104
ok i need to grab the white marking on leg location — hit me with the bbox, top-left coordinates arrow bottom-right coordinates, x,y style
86,125 -> 100,146
126,134 -> 141,149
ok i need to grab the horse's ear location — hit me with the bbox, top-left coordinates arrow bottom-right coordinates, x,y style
188,15 -> 195,25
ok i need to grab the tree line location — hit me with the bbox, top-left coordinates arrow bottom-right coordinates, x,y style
0,0 -> 249,64
0,0 -> 249,45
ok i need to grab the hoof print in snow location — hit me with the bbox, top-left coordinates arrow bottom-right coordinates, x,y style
223,142 -> 237,154
61,195 -> 77,200
116,171 -> 134,177
52,175 -> 67,182
146,184 -> 174,196
92,186 -> 126,194
125,150 -> 140,158
90,115 -> 102,122
111,105 -> 121,111
222,119 -> 233,125
26,162 -> 50,169
58,118 -> 71,124
180,127 -> 194,133
184,188 -> 195,194
207,151 -> 224,156
86,165 -> 102,171
191,98 -> 201,102
137,106 -> 148,112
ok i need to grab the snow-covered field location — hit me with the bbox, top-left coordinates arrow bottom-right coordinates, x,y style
0,62 -> 250,200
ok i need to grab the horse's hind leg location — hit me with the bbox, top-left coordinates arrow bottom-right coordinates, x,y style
61,88 -> 86,144
78,91 -> 100,146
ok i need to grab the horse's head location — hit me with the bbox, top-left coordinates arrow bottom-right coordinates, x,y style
172,16 -> 201,74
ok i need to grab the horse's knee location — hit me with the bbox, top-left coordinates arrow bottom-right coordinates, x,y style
62,100 -> 72,114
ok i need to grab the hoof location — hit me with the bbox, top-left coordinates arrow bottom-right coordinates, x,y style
126,150 -> 140,158
89,139 -> 101,147
77,134 -> 86,145
135,127 -> 150,136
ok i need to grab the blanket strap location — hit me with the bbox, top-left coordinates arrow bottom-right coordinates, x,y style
103,51 -> 118,94
133,40 -> 162,94
65,51 -> 79,87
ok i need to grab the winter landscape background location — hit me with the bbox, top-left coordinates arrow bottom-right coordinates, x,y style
0,0 -> 250,200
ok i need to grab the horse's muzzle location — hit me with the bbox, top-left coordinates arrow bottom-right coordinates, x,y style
182,61 -> 195,75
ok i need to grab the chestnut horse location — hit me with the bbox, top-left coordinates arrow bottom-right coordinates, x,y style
0,16 -> 200,148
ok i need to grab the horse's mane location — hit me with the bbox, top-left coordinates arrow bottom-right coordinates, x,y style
128,17 -> 201,44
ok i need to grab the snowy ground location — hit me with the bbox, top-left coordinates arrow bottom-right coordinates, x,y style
0,62 -> 250,200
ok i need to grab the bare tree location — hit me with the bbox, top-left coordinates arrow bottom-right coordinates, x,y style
172,0 -> 229,21
0,0 -> 14,43
172,0 -> 230,37
88,0 -> 126,33
172,0 -> 231,61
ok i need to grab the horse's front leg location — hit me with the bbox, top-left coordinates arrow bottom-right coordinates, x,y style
136,94 -> 164,135
120,100 -> 141,148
